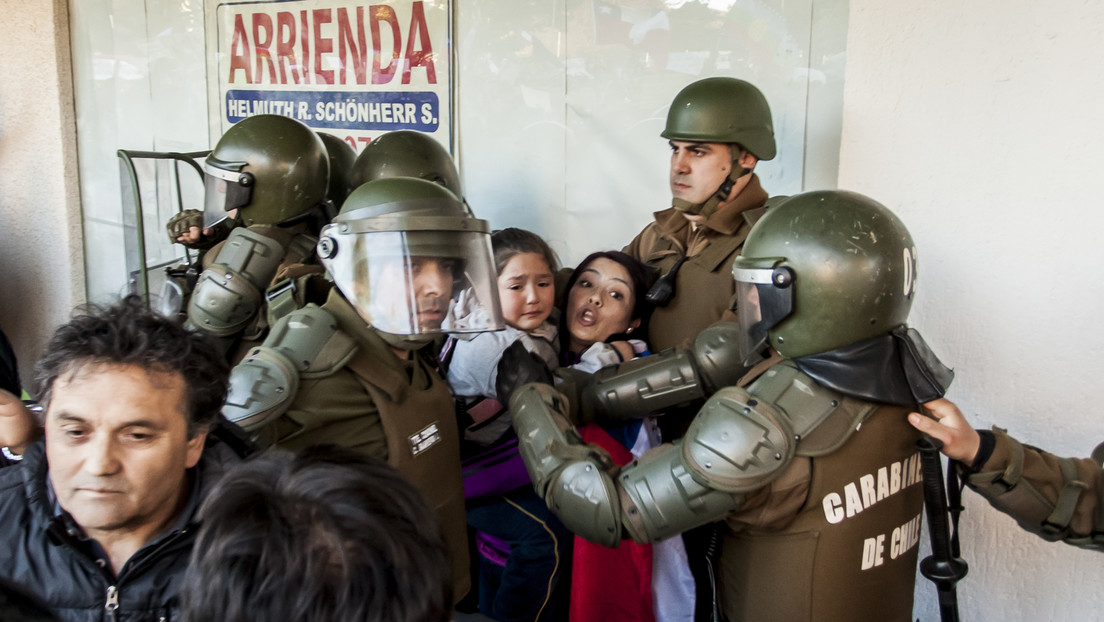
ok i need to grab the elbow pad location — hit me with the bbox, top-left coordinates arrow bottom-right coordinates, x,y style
617,386 -> 791,543
222,306 -> 356,440
187,227 -> 286,336
579,322 -> 749,422
511,383 -> 624,547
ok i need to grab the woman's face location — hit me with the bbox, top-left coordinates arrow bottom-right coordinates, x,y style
566,257 -> 640,354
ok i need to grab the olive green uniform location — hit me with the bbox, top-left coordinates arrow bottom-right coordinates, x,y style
720,392 -> 925,621
623,175 -> 769,352
514,189 -> 949,622
226,176 -> 502,605
247,288 -> 470,599
964,428 -> 1104,549
189,222 -> 322,361
200,223 -> 317,274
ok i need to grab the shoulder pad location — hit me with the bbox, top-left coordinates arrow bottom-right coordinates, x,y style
285,233 -> 319,265
742,205 -> 768,228
260,305 -> 357,378
682,386 -> 795,493
222,306 -> 356,435
748,361 -> 876,457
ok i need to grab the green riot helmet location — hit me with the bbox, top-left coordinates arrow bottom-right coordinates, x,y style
202,115 -> 329,229
317,132 -> 357,210
662,77 -> 776,218
731,190 -> 917,362
350,130 -> 462,197
317,177 -> 504,349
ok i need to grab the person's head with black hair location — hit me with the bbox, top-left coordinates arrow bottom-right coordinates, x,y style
28,295 -> 230,574
33,295 -> 228,438
181,444 -> 452,622
492,228 -> 559,334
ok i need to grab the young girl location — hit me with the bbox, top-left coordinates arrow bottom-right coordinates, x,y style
446,227 -> 570,622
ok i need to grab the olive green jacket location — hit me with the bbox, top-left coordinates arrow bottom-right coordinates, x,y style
259,289 -> 471,599
623,174 -> 769,352
964,428 -> 1104,550
720,399 -> 925,622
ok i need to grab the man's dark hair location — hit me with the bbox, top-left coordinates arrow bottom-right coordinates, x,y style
32,296 -> 228,437
180,445 -> 452,622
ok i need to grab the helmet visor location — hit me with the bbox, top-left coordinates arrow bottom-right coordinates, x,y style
319,224 -> 504,336
202,160 -> 253,229
732,260 -> 793,363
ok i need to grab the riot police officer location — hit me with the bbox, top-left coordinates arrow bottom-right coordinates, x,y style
222,176 -> 504,602
317,132 -> 357,210
350,129 -> 463,198
619,77 -> 779,619
511,190 -> 954,622
185,114 -> 331,352
624,77 -> 777,353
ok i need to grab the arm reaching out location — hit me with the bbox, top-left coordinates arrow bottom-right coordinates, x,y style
0,388 -> 39,455
908,398 -> 981,464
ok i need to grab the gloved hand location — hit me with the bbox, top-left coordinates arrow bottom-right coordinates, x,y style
443,286 -> 494,333
166,210 -> 231,250
495,341 -> 554,403
166,210 -> 204,244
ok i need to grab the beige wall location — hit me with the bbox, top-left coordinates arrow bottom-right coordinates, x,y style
842,1 -> 1104,618
0,0 -> 83,389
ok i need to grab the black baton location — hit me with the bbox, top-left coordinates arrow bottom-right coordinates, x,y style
917,435 -> 968,622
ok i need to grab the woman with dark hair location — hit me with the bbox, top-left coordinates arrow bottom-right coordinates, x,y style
559,250 -> 656,370
559,251 -> 695,622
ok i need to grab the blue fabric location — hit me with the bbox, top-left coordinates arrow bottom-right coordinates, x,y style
467,487 -> 571,622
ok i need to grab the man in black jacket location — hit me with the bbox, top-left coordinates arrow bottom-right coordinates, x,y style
0,296 -> 245,621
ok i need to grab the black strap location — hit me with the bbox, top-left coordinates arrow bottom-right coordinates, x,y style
917,436 -> 968,622
947,454 -> 965,559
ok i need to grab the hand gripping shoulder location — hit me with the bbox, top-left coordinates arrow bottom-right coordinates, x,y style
222,306 -> 356,438
511,383 -> 624,547
187,227 -> 286,336
578,322 -> 749,422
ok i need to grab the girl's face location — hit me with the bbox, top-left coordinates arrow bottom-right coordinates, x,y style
566,257 -> 640,354
497,252 -> 555,331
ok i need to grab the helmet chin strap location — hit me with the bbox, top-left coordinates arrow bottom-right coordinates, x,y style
671,150 -> 752,219
378,329 -> 435,351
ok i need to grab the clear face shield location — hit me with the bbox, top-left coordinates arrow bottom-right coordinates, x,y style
318,215 -> 504,337
202,159 -> 254,229
732,257 -> 794,364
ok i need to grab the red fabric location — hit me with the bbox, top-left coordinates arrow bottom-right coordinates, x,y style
569,424 -> 655,622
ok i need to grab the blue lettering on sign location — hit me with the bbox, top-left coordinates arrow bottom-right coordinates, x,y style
226,90 -> 439,131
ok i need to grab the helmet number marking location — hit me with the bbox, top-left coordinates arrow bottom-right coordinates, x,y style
902,247 -> 916,297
